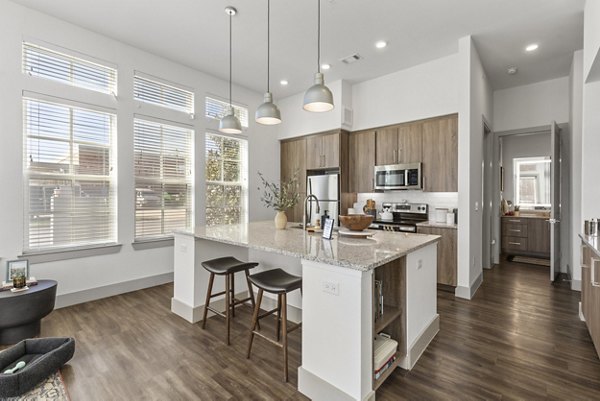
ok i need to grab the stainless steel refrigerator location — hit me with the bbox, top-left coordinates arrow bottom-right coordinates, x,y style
306,172 -> 340,226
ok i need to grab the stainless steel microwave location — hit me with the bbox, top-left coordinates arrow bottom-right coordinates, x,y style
374,163 -> 422,190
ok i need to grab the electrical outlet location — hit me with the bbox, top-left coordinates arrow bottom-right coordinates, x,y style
322,281 -> 339,296
475,201 -> 479,211
417,259 -> 423,269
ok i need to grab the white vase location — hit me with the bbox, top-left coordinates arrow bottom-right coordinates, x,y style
274,211 -> 288,230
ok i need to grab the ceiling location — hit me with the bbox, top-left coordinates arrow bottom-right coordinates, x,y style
10,0 -> 585,97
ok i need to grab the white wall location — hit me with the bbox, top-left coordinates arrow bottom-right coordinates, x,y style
0,1 -> 278,302
584,0 -> 600,82
493,77 -> 570,132
457,36 -> 493,299
351,54 -> 459,131
570,50 -> 584,289
501,133 -> 551,202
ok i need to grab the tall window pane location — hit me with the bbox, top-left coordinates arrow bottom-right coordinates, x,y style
205,133 -> 248,226
24,98 -> 116,251
134,119 -> 193,239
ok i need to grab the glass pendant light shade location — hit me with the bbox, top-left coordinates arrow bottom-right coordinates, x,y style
303,72 -> 334,112
256,92 -> 281,125
219,108 -> 242,134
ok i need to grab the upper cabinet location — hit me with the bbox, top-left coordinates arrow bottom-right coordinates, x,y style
349,130 -> 376,193
422,114 -> 458,192
306,131 -> 340,169
280,137 -> 307,194
375,124 -> 422,165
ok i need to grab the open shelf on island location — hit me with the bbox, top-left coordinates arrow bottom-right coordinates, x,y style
374,305 -> 401,334
373,351 -> 402,391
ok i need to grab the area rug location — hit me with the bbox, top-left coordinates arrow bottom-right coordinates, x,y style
510,255 -> 551,267
6,371 -> 70,401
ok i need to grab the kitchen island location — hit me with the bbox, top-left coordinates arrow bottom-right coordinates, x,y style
172,221 -> 440,401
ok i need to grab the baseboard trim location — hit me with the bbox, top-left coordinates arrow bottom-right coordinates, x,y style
171,290 -> 250,324
572,279 -> 582,292
455,270 -> 483,300
55,272 -> 173,309
298,366 -> 374,401
399,314 -> 440,370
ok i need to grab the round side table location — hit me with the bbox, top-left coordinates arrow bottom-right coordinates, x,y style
0,280 -> 57,345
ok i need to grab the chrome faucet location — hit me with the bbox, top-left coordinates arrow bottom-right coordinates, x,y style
303,194 -> 321,230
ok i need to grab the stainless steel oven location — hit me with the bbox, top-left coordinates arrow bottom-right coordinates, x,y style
374,163 -> 422,190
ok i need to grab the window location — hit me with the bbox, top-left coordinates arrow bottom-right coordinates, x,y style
205,96 -> 249,128
134,72 -> 194,114
514,157 -> 551,208
23,42 -> 117,94
205,133 -> 248,226
134,118 -> 193,239
23,97 -> 116,251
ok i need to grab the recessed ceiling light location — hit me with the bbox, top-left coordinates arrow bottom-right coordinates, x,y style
280,80 -> 288,86
507,66 -> 518,75
525,43 -> 539,52
321,63 -> 331,70
375,40 -> 387,49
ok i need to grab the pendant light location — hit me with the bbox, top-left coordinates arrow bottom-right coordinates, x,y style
303,0 -> 334,112
255,0 -> 282,125
219,6 -> 242,134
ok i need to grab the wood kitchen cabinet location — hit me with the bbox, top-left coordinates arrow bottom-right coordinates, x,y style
349,130 -> 376,193
375,123 -> 422,166
501,216 -> 550,258
416,225 -> 457,287
580,239 -> 600,358
280,137 -> 306,194
422,114 -> 458,192
306,131 -> 340,169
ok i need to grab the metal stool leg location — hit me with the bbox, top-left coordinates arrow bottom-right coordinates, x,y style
225,273 -> 231,345
282,292 -> 289,382
202,273 -> 215,329
247,289 -> 264,359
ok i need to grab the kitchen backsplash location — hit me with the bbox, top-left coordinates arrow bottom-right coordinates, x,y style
356,192 -> 458,222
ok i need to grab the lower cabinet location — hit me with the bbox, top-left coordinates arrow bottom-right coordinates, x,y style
501,216 -> 550,258
581,240 -> 600,358
416,226 -> 457,287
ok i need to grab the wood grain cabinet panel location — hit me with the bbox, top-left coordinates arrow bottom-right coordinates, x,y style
417,226 -> 457,286
305,135 -> 322,170
349,130 -> 376,193
305,132 -> 340,169
280,138 -> 306,194
422,115 -> 458,192
397,123 -> 422,164
501,216 -> 550,257
527,218 -> 551,254
376,127 -> 399,165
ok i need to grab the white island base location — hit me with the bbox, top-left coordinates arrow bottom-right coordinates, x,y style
172,222 -> 439,401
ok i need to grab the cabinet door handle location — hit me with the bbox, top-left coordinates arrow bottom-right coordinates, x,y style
508,242 -> 521,245
509,219 -> 521,223
592,258 -> 600,287
509,229 -> 521,232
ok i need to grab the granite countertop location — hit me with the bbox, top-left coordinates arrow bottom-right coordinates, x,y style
175,221 -> 440,272
416,221 -> 458,230
580,234 -> 600,258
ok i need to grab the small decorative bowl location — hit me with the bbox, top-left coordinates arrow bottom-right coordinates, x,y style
339,214 -> 374,231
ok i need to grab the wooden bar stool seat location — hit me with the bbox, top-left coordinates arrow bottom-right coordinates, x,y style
201,256 -> 259,345
246,268 -> 302,382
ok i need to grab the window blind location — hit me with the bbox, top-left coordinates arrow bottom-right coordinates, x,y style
24,97 -> 116,251
134,72 -> 194,114
205,96 -> 249,128
134,118 -> 193,239
23,42 -> 117,94
205,132 -> 248,226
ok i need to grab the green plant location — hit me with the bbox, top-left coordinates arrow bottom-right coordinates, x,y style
257,171 -> 300,212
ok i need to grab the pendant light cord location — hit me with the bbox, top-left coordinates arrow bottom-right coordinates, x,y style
317,0 -> 321,73
229,11 -> 233,108
267,0 -> 270,93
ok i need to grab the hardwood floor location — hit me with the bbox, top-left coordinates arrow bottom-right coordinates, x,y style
19,260 -> 600,400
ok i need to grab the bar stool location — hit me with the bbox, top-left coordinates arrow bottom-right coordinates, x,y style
201,256 -> 259,345
246,268 -> 302,382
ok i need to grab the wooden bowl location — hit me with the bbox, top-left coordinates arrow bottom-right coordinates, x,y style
339,214 -> 374,231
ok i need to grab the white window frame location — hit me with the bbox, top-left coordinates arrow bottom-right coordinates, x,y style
23,93 -> 117,253
133,116 -> 194,240
134,71 -> 195,115
205,131 -> 248,226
